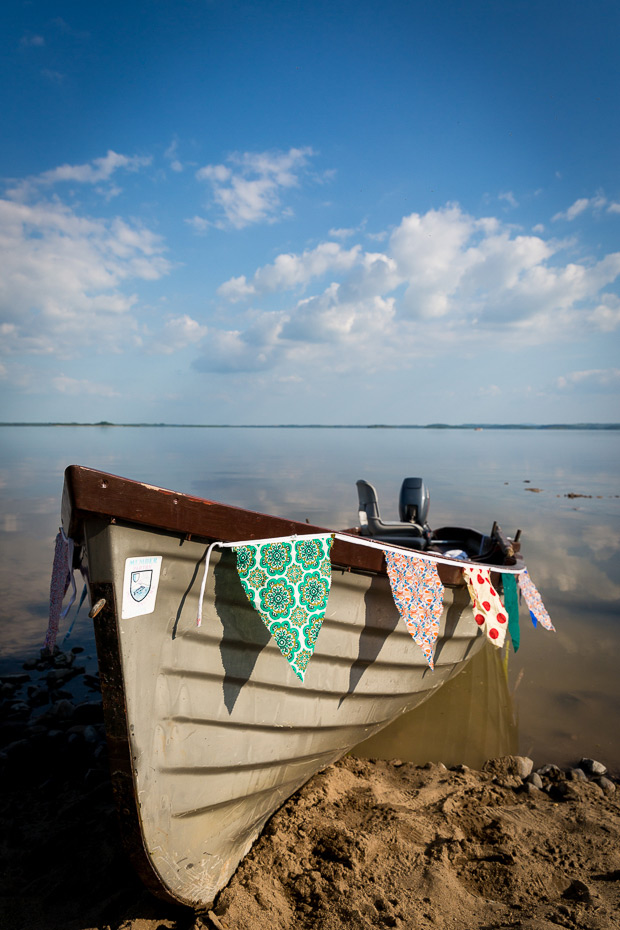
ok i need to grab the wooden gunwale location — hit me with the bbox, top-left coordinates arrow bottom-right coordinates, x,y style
63,465 -> 506,585
62,464 -> 384,572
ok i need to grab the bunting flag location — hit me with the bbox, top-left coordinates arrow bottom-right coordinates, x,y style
502,572 -> 521,653
462,565 -> 508,648
384,550 -> 443,668
518,568 -> 555,631
45,529 -> 77,654
234,536 -> 333,681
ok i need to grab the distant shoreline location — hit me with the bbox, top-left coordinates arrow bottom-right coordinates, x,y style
1,422 -> 619,431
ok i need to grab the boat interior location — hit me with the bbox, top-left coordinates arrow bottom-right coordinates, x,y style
356,477 -> 520,567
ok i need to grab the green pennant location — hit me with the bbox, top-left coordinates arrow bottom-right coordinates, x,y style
502,573 -> 520,653
234,536 -> 333,682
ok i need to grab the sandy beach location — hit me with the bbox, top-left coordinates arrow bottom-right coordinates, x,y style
2,705 -> 619,930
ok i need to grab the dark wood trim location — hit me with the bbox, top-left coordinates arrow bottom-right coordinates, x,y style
63,465 -> 518,585
63,464 -> 387,574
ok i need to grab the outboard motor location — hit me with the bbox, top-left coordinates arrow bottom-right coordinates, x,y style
399,477 -> 430,528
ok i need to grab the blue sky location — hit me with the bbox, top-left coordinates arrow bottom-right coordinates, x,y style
1,0 -> 618,424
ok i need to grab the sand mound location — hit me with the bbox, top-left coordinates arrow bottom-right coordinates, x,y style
210,756 -> 620,930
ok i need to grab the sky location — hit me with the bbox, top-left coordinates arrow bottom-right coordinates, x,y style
0,0 -> 619,425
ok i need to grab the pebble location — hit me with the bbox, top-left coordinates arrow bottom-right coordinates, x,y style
527,772 -> 543,790
579,757 -> 607,777
562,879 -> 592,903
49,698 -> 76,721
596,777 -> 616,796
83,725 -> 99,744
514,756 -> 534,779
536,763 -> 563,778
568,767 -> 587,782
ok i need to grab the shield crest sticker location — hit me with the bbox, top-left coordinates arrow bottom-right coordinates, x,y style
130,570 -> 152,603
122,556 -> 162,618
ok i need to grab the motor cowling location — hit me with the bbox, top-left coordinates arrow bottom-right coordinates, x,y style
398,477 -> 430,527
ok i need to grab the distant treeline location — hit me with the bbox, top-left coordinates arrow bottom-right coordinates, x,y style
1,422 -> 619,431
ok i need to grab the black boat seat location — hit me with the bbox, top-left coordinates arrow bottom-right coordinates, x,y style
356,479 -> 427,549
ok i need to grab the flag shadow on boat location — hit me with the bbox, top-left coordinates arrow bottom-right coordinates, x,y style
338,575 -> 401,707
338,579 -> 475,708
213,549 -> 271,714
433,584 -> 478,665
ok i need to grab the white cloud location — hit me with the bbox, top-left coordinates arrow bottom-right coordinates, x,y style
184,215 -> 209,234
7,150 -> 152,201
217,275 -> 256,301
498,191 -> 518,208
201,201 -> 620,376
42,151 -> 151,185
281,287 -> 395,345
0,192 -> 171,357
588,293 -> 620,332
218,241 -> 362,300
556,369 -> 620,392
552,194 -> 607,222
329,222 -> 366,239
256,242 -> 361,293
151,315 -> 208,354
193,312 -> 284,372
608,202 -> 620,215
195,147 -> 316,229
164,139 -> 183,172
52,375 -> 121,397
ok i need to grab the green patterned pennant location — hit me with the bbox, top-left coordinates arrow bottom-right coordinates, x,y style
233,536 -> 333,681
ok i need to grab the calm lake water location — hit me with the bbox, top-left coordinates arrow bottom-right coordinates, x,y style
1,426 -> 619,771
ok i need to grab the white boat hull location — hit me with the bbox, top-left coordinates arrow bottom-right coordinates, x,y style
82,515 -> 484,906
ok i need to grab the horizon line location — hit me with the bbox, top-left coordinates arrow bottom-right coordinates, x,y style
1,421 -> 619,430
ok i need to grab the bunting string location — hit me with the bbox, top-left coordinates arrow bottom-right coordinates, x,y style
194,529 -> 553,682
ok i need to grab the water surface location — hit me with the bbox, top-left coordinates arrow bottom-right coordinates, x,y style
1,426 -> 618,769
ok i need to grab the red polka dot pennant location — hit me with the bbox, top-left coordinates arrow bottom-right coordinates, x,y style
462,565 -> 508,648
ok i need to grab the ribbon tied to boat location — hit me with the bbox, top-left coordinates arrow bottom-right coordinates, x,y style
384,550 -> 444,669
233,535 -> 334,681
44,528 -> 77,653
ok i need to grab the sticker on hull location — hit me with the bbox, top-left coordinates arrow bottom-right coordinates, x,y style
122,556 -> 162,618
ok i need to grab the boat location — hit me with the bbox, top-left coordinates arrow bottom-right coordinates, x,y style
59,465 -> 523,909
